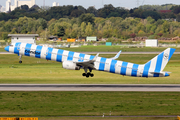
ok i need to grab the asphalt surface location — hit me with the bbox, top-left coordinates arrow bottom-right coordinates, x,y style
1,84 -> 180,91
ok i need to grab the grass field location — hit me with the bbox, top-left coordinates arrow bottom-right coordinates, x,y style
0,92 -> 180,117
38,117 -> 176,120
1,46 -> 180,52
63,46 -> 180,52
0,54 -> 180,84
0,51 -> 180,119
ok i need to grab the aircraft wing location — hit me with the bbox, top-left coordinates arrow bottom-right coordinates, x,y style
76,53 -> 99,69
109,51 -> 121,60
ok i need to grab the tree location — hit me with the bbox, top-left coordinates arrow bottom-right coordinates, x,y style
70,9 -> 83,17
87,6 -> 97,16
142,10 -> 161,20
2,32 -> 8,40
97,4 -> 115,18
54,25 -> 65,37
85,22 -> 93,36
80,22 -> 86,36
79,13 -> 95,25
130,33 -> 136,38
37,18 -> 47,30
177,13 -> 180,22
162,21 -> 170,33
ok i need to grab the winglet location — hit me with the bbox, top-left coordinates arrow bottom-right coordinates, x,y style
110,50 -> 121,60
92,53 -> 99,62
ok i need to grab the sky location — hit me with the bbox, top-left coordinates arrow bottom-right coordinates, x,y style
0,0 -> 180,9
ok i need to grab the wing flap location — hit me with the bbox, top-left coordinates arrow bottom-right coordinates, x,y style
76,53 -> 99,69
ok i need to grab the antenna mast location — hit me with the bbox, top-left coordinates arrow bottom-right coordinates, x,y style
137,0 -> 139,7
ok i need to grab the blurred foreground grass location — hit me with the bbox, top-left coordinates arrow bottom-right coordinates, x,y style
0,92 -> 180,116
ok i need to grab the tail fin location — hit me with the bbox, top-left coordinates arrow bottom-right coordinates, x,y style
145,48 -> 176,73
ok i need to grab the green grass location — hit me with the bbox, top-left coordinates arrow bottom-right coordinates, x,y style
0,92 -> 180,117
38,117 -> 176,120
62,46 -> 180,52
1,45 -> 180,52
0,54 -> 180,84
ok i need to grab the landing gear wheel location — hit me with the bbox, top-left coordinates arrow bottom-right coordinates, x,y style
83,68 -> 94,78
90,73 -> 94,77
19,60 -> 22,64
86,74 -> 90,78
82,73 -> 86,76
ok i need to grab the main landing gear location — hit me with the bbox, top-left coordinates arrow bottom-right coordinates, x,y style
82,68 -> 94,78
19,54 -> 22,64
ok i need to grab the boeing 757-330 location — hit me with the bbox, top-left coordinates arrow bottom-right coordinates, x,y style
4,42 -> 175,78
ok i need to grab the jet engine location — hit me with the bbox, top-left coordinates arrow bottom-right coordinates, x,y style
62,61 -> 80,70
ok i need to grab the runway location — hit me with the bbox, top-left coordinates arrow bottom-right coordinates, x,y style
0,84 -> 180,91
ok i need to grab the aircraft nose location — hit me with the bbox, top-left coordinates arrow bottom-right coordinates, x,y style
4,46 -> 9,52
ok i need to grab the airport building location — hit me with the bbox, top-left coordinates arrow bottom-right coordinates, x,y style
145,39 -> 158,47
8,34 -> 39,44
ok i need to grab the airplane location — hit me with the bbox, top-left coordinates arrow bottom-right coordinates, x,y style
4,42 -> 176,78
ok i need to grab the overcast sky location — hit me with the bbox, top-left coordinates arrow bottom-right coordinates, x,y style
0,0 -> 180,9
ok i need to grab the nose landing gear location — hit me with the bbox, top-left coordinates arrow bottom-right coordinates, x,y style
19,54 -> 22,64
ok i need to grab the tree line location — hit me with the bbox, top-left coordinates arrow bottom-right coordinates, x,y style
1,14 -> 180,41
1,4 -> 180,22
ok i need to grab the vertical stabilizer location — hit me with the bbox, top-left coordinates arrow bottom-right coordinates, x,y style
145,48 -> 176,73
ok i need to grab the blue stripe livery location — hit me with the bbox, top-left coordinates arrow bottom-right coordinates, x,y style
99,58 -> 106,71
110,60 -> 117,73
68,51 -> 75,61
14,42 -> 21,55
56,49 -> 64,62
131,64 -> 139,76
120,62 -> 128,75
24,43 -> 32,56
142,61 -> 151,77
35,45 -> 43,58
4,42 -> 176,78
89,55 -> 94,60
168,48 -> 176,61
46,48 -> 53,60
78,53 -> 85,62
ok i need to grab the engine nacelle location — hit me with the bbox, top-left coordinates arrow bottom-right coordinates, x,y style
62,61 -> 80,70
